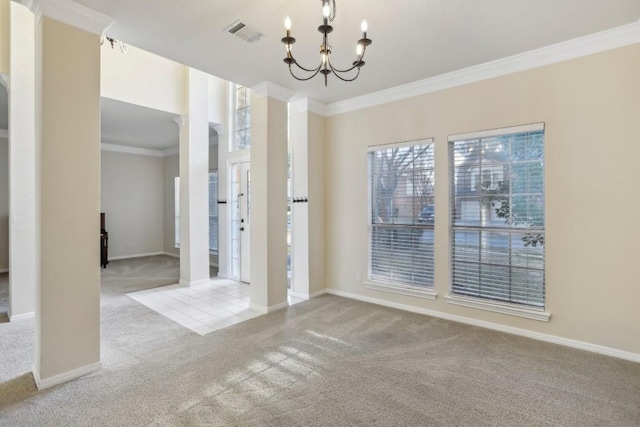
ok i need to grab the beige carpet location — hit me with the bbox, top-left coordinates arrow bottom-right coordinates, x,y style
0,256 -> 639,426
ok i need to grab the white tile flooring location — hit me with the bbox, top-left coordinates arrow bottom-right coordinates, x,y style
127,278 -> 304,336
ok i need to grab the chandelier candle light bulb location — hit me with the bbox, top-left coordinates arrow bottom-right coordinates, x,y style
281,0 -> 372,86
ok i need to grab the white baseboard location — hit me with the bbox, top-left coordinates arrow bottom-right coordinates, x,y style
289,289 -> 328,300
33,361 -> 102,390
179,278 -> 211,287
326,289 -> 640,364
250,300 -> 290,314
109,252 -> 164,261
0,268 -> 8,274
9,311 -> 35,321
163,252 -> 180,259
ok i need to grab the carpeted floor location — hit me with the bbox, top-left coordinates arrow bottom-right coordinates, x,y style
0,256 -> 639,426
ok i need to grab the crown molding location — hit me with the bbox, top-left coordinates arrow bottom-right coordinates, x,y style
101,142 -> 165,158
22,0 -> 114,36
210,123 -> 224,135
173,115 -> 185,127
0,129 -> 8,139
326,21 -> 640,117
162,146 -> 179,157
251,81 -> 295,103
290,97 -> 328,117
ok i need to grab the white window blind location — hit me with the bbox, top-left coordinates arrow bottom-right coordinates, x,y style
450,124 -> 545,309
368,140 -> 435,288
234,85 -> 251,151
208,171 -> 219,252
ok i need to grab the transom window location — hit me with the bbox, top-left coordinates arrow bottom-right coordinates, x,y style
233,85 -> 251,151
450,124 -> 545,310
368,140 -> 435,288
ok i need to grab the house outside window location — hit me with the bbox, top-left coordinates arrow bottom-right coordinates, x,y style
449,124 -> 545,314
368,140 -> 435,291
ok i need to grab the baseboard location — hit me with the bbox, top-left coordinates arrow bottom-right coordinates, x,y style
9,311 -> 35,321
250,300 -> 290,314
288,289 -> 328,300
179,278 -> 211,287
32,361 -> 102,390
0,268 -> 8,274
326,289 -> 640,364
109,252 -> 164,261
163,252 -> 180,259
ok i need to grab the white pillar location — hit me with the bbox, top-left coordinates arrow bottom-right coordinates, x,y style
288,98 -> 326,298
7,1 -> 36,320
249,82 -> 292,312
32,3 -> 112,388
178,68 -> 210,287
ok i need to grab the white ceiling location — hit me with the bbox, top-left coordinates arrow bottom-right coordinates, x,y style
101,98 -> 179,150
74,0 -> 640,104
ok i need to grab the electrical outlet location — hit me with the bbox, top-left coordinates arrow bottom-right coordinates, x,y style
356,272 -> 362,282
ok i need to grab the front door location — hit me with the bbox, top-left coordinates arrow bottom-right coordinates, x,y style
238,162 -> 251,283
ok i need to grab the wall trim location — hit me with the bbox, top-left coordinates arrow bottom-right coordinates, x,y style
251,81 -> 295,103
0,73 -> 8,89
0,268 -> 8,273
162,252 -> 180,259
289,97 -> 328,116
9,311 -> 35,321
108,252 -> 165,261
25,0 -> 114,36
326,289 -> 640,364
324,21 -> 640,116
162,146 -> 179,157
101,143 -> 165,158
250,300 -> 290,314
179,278 -> 211,288
33,361 -> 102,390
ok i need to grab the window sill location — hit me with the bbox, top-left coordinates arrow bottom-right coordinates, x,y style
365,281 -> 437,300
445,294 -> 550,322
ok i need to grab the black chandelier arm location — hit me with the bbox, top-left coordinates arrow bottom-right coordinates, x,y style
328,63 -> 361,82
288,64 -> 323,81
290,56 -> 324,73
326,48 -> 368,74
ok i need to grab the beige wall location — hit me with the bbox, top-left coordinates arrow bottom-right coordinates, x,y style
101,43 -> 187,115
0,137 -> 7,271
37,17 -> 101,380
325,44 -> 640,355
0,0 -> 8,75
101,151 -> 164,258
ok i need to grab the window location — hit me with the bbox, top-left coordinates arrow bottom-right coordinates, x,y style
449,124 -> 545,313
233,85 -> 251,151
209,171 -> 219,253
368,140 -> 435,291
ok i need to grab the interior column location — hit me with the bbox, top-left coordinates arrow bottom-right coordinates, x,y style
178,68 -> 210,287
34,14 -> 107,388
288,98 -> 326,298
7,1 -> 36,320
249,83 -> 292,312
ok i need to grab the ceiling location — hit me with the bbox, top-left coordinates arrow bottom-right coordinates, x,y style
74,0 -> 640,104
101,98 -> 179,150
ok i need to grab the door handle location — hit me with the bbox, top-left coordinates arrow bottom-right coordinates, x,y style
240,227 -> 245,231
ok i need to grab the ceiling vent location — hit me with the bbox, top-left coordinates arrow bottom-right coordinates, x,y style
225,20 -> 263,43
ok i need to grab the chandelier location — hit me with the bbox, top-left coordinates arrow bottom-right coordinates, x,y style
282,0 -> 372,86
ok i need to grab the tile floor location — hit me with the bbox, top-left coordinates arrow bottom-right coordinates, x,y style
127,278 -> 304,336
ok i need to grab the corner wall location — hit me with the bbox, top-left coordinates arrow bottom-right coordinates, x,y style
324,44 -> 640,355
0,137 -> 7,271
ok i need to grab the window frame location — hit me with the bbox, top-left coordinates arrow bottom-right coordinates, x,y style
447,123 -> 549,321
208,170 -> 219,254
366,138 -> 437,300
230,84 -> 251,152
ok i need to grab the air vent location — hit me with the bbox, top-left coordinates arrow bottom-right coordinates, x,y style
225,20 -> 263,43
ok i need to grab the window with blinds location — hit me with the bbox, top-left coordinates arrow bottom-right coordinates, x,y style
208,171 -> 219,252
234,85 -> 251,151
450,124 -> 545,309
368,140 -> 435,288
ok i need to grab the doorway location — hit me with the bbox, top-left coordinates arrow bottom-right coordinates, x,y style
231,161 -> 250,283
